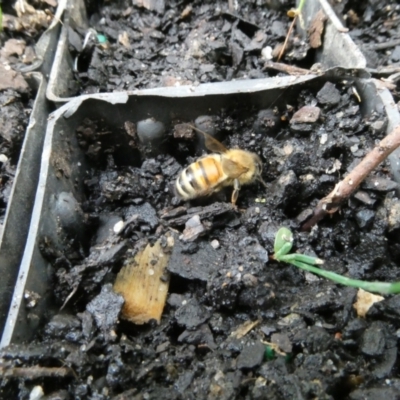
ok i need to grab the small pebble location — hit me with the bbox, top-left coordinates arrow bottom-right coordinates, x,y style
181,215 -> 206,242
261,46 -> 273,60
237,341 -> 266,369
210,239 -> 220,249
319,133 -> 328,144
355,209 -> 375,229
29,386 -> 44,400
113,220 -> 124,233
317,82 -> 341,106
290,106 -> 321,124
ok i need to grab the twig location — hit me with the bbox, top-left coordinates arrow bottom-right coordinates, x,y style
60,284 -> 79,311
0,366 -> 73,379
367,63 -> 400,76
278,0 -> 307,61
263,61 -> 312,75
366,39 -> 400,51
301,124 -> 400,231
277,16 -> 298,62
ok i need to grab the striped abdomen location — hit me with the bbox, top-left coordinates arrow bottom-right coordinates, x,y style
175,155 -> 226,200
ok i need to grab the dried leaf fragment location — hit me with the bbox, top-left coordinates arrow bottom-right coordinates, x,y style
353,288 -> 384,318
308,9 -> 327,49
0,64 -> 29,93
230,319 -> 261,339
114,238 -> 171,324
118,32 -> 130,48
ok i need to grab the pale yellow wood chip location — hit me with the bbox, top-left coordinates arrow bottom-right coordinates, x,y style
230,319 -> 261,339
353,288 -> 384,318
114,238 -> 171,324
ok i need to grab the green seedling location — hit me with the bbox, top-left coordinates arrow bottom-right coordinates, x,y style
265,345 -> 276,361
97,34 -> 107,44
273,227 -> 400,295
278,0 -> 306,61
263,341 -> 292,363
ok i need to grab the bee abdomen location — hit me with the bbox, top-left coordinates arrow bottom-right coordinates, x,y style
176,157 -> 222,200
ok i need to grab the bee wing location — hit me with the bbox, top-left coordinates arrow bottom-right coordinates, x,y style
187,124 -> 228,153
221,157 -> 249,179
202,132 -> 228,154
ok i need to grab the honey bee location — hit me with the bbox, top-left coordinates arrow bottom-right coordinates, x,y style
175,125 -> 267,205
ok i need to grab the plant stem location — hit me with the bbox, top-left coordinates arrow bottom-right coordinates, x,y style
280,253 -> 323,265
291,260 -> 400,295
301,124 -> 400,231
278,18 -> 297,61
298,0 -> 307,13
277,0 -> 307,61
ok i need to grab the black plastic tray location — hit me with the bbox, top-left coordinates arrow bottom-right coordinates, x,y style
297,0 -> 366,70
0,74 -> 51,335
0,1 -> 64,336
46,0 -> 88,102
2,71 -> 399,346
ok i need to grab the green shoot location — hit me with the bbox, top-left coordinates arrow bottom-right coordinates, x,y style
278,0 -> 307,61
263,341 -> 292,363
265,346 -> 275,361
273,227 -> 400,295
0,6 -> 3,32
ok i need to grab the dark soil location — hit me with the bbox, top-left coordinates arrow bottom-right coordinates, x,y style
2,75 -> 400,400
70,0 -> 314,94
340,0 -> 400,102
339,0 -> 400,69
2,1 -> 400,400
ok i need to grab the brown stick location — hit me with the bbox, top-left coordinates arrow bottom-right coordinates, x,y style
277,16 -> 297,62
0,366 -> 73,379
263,61 -> 311,76
301,124 -> 400,231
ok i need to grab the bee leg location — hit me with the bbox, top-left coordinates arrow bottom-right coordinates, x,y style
231,179 -> 241,205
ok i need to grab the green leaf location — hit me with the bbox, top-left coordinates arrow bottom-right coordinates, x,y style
279,253 -> 324,266
274,227 -> 293,258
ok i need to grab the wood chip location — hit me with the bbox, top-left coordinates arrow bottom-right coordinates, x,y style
353,289 -> 384,318
230,319 -> 261,339
114,238 -> 172,324
118,32 -> 130,48
180,215 -> 206,242
308,9 -> 327,49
